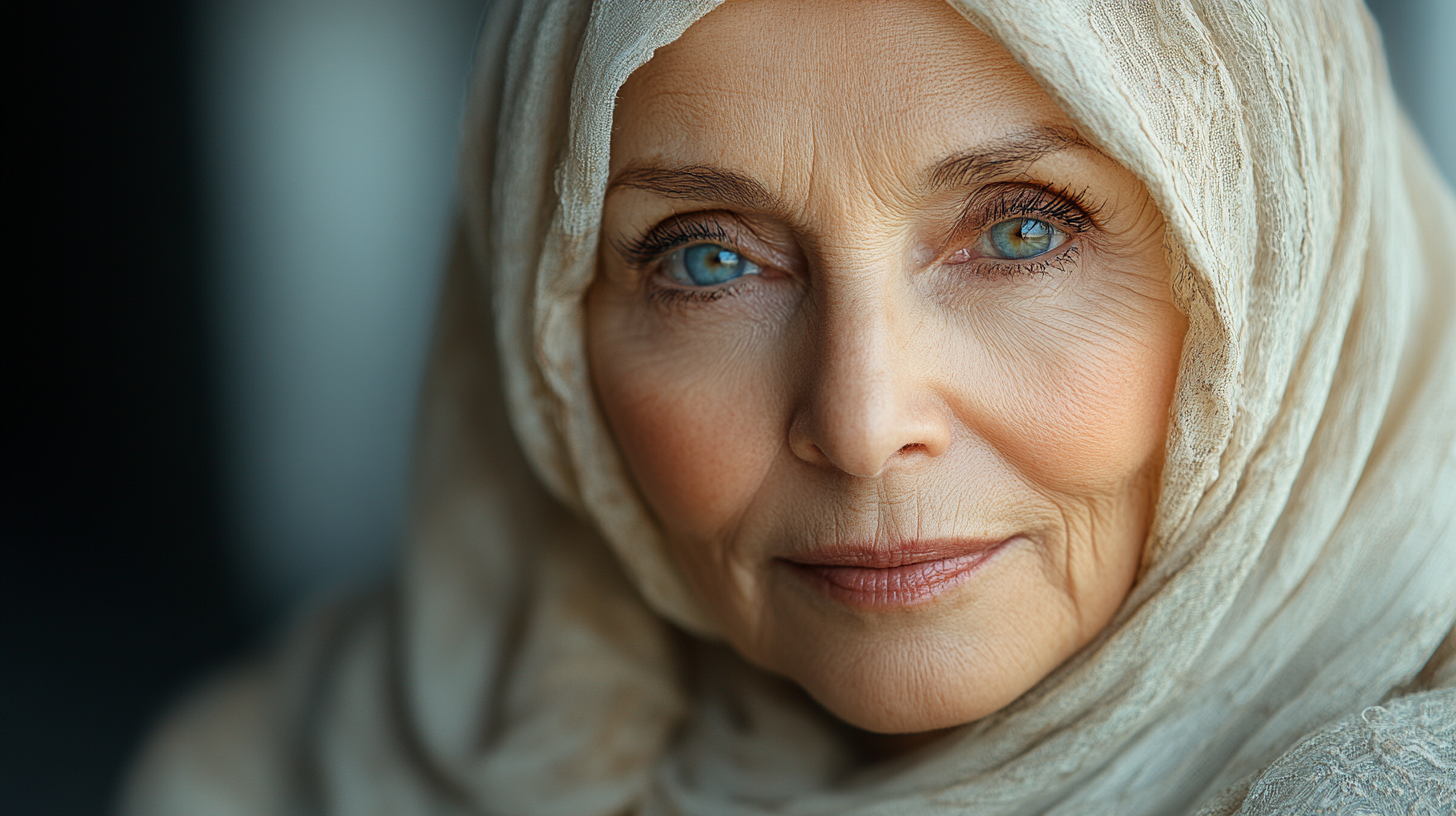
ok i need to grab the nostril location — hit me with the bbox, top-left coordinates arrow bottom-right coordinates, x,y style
898,443 -> 929,455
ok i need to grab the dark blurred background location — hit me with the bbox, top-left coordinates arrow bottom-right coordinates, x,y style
3,1 -> 1451,813
7,1 -> 480,812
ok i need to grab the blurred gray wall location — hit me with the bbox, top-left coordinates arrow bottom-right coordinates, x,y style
202,0 -> 1454,626
1368,0 -> 1456,183
202,0 -> 482,622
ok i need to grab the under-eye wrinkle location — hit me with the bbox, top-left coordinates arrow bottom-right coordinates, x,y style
647,282 -> 744,307
974,243 -> 1081,279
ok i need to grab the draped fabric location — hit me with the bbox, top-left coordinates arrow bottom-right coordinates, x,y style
122,1 -> 1456,814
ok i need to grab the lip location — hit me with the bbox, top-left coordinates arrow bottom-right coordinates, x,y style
781,538 -> 1013,608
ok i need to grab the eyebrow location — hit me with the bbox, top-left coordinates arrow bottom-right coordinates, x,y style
928,125 -> 1095,189
604,124 -> 1095,207
607,164 -> 778,210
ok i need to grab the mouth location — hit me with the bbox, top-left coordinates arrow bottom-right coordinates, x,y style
781,538 -> 1015,608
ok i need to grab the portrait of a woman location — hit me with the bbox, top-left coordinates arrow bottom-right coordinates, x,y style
121,0 -> 1455,813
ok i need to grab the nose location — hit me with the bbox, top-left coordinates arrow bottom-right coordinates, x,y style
788,287 -> 950,477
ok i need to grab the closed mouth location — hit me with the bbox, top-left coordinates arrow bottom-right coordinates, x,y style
781,538 -> 1014,608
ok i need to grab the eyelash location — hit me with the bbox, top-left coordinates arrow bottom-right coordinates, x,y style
961,183 -> 1102,237
647,285 -> 740,307
616,219 -> 734,268
976,243 -> 1083,279
617,184 -> 1103,305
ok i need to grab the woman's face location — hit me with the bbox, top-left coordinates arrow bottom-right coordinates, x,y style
588,0 -> 1185,734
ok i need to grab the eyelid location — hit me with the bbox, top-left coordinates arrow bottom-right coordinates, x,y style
615,217 -> 732,267
954,182 -> 1102,237
615,212 -> 791,273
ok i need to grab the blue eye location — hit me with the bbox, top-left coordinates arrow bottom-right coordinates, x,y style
664,243 -> 761,287
981,217 -> 1066,260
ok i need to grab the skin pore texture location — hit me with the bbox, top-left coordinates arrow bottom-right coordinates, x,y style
587,0 -> 1187,736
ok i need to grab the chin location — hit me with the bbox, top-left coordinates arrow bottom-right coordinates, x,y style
775,628 -> 1033,734
743,561 -> 1079,735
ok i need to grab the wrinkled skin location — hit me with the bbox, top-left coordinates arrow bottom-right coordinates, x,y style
587,0 -> 1186,735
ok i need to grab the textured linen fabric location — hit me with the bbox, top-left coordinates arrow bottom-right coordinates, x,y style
121,1 -> 1456,814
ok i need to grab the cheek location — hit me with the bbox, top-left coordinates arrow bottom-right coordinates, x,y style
1019,339 -> 1176,488
965,268 -> 1185,496
590,314 -> 783,539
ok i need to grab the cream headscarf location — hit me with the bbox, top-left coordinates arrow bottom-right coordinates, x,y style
123,1 -> 1456,814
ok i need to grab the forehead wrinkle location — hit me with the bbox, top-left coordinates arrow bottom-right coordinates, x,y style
609,78 -> 809,213
795,135 -> 929,263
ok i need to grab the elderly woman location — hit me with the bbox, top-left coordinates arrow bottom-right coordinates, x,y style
124,0 -> 1455,813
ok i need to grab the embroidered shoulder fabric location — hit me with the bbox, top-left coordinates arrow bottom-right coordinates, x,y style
1198,689 -> 1456,816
